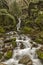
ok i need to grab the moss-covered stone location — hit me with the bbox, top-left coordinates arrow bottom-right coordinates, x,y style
5,50 -> 13,59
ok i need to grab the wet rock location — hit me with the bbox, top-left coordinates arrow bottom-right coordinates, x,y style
19,55 -> 32,65
32,43 -> 38,48
19,36 -> 22,40
0,63 -> 7,65
30,41 -> 38,48
5,43 -> 13,50
27,61 -> 32,65
20,43 -> 25,49
23,37 -> 26,40
0,43 -> 4,49
2,43 -> 13,52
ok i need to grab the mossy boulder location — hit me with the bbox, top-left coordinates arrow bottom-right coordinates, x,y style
36,46 -> 43,60
5,50 -> 13,60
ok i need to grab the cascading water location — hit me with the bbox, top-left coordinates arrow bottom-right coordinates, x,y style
3,34 -> 42,65
17,18 -> 21,31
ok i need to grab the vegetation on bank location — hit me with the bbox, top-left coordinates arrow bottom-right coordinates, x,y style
0,0 -> 17,34
0,0 -> 43,44
21,1 -> 43,44
0,0 -> 43,40
36,47 -> 43,60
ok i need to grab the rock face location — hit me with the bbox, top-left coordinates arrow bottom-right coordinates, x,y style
19,55 -> 32,65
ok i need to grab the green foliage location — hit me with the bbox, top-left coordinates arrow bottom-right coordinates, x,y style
35,14 -> 43,30
21,1 -> 43,44
0,0 -> 9,9
37,50 -> 43,60
0,26 -> 5,33
35,38 -> 43,44
39,31 -> 43,38
22,26 -> 34,34
0,9 -> 16,32
11,38 -> 17,48
12,41 -> 17,48
11,38 -> 16,41
35,14 -> 43,24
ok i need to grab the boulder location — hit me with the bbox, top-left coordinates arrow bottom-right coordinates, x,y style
19,55 -> 32,65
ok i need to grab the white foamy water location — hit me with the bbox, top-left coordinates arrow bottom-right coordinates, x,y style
3,34 -> 42,65
17,18 -> 21,31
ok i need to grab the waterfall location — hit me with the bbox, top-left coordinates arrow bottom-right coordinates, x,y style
17,18 -> 21,31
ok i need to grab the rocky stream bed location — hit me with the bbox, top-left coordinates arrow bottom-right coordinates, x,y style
0,32 -> 43,65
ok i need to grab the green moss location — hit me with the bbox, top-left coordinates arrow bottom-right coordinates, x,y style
0,9 -> 16,32
5,50 -> 12,59
0,26 -> 5,33
37,50 -> 43,60
22,26 -> 34,34
0,53 -> 2,59
11,38 -> 16,41
11,41 -> 17,48
35,38 -> 43,44
39,31 -> 43,38
10,38 -> 17,48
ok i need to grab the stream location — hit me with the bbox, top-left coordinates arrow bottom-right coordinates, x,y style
3,19 -> 43,65
3,34 -> 42,65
